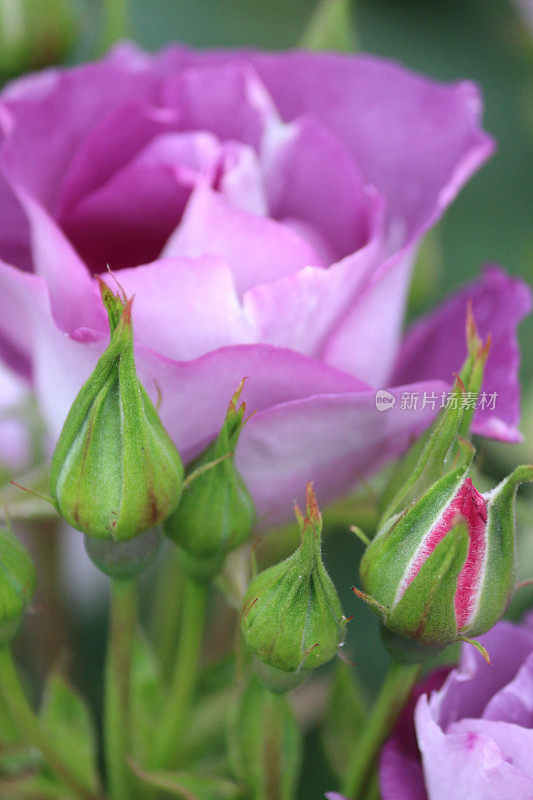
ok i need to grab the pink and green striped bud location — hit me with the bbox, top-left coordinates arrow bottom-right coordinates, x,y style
50,281 -> 184,541
358,439 -> 533,660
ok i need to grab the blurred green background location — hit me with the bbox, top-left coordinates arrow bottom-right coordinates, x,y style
1,2 -> 531,798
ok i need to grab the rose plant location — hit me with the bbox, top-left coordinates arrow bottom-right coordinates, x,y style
0,44 -> 529,524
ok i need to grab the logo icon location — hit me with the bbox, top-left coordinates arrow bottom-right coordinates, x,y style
375,390 -> 396,412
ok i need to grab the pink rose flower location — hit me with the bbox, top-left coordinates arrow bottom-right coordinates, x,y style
380,617 -> 533,800
0,360 -> 33,473
0,44 -> 529,523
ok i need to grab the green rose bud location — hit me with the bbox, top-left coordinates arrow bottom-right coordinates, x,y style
241,484 -> 346,691
164,381 -> 255,581
50,280 -> 183,541
357,436 -> 533,662
0,525 -> 36,643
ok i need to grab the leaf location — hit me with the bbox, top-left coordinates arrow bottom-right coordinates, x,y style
129,759 -> 243,800
321,661 -> 368,780
39,672 -> 99,794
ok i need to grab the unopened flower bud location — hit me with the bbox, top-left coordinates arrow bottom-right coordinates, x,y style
0,525 -> 36,643
164,381 -> 255,581
241,484 -> 346,691
358,438 -> 533,660
50,281 -> 183,541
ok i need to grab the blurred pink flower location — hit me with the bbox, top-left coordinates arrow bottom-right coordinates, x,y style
0,44 -> 528,522
380,617 -> 533,800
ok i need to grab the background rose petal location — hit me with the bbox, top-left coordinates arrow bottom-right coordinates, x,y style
392,266 -> 533,442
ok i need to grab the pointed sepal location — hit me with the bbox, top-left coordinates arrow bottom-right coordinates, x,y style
379,305 -> 490,525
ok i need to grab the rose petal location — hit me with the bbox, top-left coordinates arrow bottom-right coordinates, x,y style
0,360 -> 32,473
427,622 -> 533,731
236,382 -> 444,525
62,131 -> 223,271
249,51 -> 494,247
416,696 -> 533,800
0,259 -> 46,376
447,717 -> 533,778
391,266 -> 532,442
379,669 -> 449,800
321,248 -> 414,386
162,184 -> 324,295
483,652 -> 533,727
379,740 -> 427,800
0,44 -> 161,209
99,256 -> 256,361
216,140 -> 268,215
242,216 -> 384,364
53,102 -> 180,219
263,116 -> 378,261
0,172 -> 31,271
7,189 -> 105,334
161,62 -> 279,149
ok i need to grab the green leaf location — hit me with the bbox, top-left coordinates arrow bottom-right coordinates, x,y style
321,661 -> 368,780
299,0 -> 357,52
39,672 -> 99,794
130,635 -> 164,766
129,759 -> 243,800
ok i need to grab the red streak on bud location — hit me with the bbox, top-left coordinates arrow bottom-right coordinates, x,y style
402,478 -> 487,628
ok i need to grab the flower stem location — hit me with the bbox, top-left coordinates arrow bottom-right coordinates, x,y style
104,576 -> 138,800
0,645 -> 102,800
151,544 -> 184,681
342,661 -> 421,799
153,575 -> 208,768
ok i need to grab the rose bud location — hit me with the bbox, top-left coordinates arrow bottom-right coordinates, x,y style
380,303 -> 490,527
241,484 -> 346,692
0,525 -> 36,643
357,438 -> 533,661
227,673 -> 302,800
164,381 -> 255,581
50,281 -> 183,541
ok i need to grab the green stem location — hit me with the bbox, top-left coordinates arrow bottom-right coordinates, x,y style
151,545 -> 184,681
105,576 -> 138,800
153,576 -> 208,768
0,645 -> 102,800
342,662 -> 421,800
